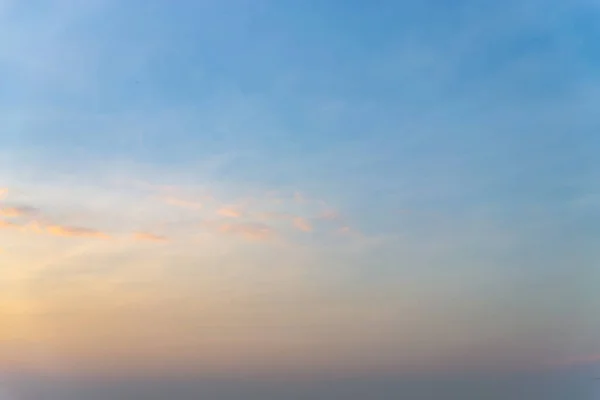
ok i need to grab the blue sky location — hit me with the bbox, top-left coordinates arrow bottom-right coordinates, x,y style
1,0 -> 600,394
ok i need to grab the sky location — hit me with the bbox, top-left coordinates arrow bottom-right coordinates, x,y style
0,0 -> 599,398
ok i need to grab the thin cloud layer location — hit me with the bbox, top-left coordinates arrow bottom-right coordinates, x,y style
318,209 -> 341,220
0,219 -> 17,229
133,232 -> 168,243
0,205 -> 37,218
217,206 -> 242,218
0,217 -> 111,240
45,225 -> 112,239
293,217 -> 313,232
218,222 -> 275,241
164,196 -> 203,210
0,181 -> 353,247
337,226 -> 353,235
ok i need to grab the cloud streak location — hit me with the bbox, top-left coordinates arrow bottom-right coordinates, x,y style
293,217 -> 313,232
164,196 -> 203,210
0,219 -> 18,229
318,209 -> 341,221
0,205 -> 38,218
0,217 -> 111,240
217,206 -> 242,218
45,225 -> 112,239
218,222 -> 275,241
133,232 -> 168,243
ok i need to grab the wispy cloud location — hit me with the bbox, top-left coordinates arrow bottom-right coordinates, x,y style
257,211 -> 294,221
0,206 -> 111,239
21,220 -> 44,234
0,205 -> 38,218
0,219 -> 18,229
164,196 -> 204,210
133,232 -> 168,243
292,217 -> 312,232
218,222 -> 275,241
217,206 -> 242,218
318,209 -> 341,220
337,226 -> 354,235
45,225 -> 112,239
293,191 -> 307,203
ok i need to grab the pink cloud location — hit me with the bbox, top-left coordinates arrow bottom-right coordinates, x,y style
218,222 -> 274,241
2,218 -> 111,240
292,217 -> 312,232
133,232 -> 168,243
217,206 -> 242,218
45,225 -> 112,239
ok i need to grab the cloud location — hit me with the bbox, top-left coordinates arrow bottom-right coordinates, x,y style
21,220 -> 44,234
337,226 -> 353,235
133,232 -> 168,243
292,217 -> 312,232
0,205 -> 38,218
318,209 -> 341,220
1,217 -> 111,240
45,225 -> 111,239
217,206 -> 242,218
0,219 -> 18,229
218,222 -> 274,241
0,188 -> 7,199
257,211 -> 294,221
164,196 -> 203,210
293,191 -> 307,203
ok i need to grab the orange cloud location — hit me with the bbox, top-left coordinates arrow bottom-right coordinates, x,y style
164,196 -> 203,210
46,225 -> 111,239
217,206 -> 242,218
0,205 -> 37,218
292,217 -> 312,232
218,222 -> 274,241
0,219 -> 16,229
21,220 -> 44,234
133,232 -> 168,243
2,219 -> 110,240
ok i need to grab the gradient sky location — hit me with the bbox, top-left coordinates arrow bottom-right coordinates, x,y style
1,0 -> 600,398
